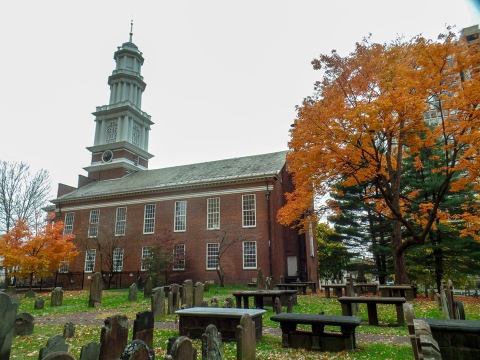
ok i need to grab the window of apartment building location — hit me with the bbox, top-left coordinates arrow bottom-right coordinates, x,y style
174,200 -> 187,232
242,194 -> 256,228
112,248 -> 124,272
143,204 -> 156,234
88,209 -> 100,238
206,243 -> 219,270
115,207 -> 127,236
64,212 -> 75,234
207,197 -> 220,230
84,249 -> 96,273
173,244 -> 186,271
243,241 -> 257,269
58,261 -> 69,273
141,246 -> 153,271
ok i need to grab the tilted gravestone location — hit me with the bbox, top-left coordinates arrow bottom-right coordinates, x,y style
236,314 -> 256,360
0,292 -> 18,359
257,268 -> 265,289
345,277 -> 358,315
201,324 -> 224,360
166,336 -> 197,360
133,311 -> 154,348
193,282 -> 204,307
42,352 -> 76,360
286,296 -> 294,313
34,298 -> 45,310
38,335 -> 69,359
170,284 -> 181,311
143,276 -> 153,298
14,312 -> 34,336
454,300 -> 466,320
51,287 -> 64,307
120,339 -> 154,360
89,272 -> 103,308
274,298 -> 282,315
439,281 -> 451,319
129,283 -> 138,302
182,280 -> 194,308
63,322 -> 75,339
99,315 -> 129,360
25,289 -> 36,298
151,287 -> 165,320
224,297 -> 234,309
79,342 -> 100,360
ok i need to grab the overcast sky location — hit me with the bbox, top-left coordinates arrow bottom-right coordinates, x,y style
1,0 -> 479,196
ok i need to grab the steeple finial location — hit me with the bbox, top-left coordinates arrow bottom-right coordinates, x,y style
129,20 -> 133,42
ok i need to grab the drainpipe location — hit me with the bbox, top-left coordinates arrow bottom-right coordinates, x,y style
265,182 -> 273,277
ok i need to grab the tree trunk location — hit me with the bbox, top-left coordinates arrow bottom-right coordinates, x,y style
392,220 -> 410,284
29,272 -> 34,289
216,267 -> 225,287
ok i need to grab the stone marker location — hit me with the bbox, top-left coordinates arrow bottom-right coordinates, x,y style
14,312 -> 34,336
193,282 -> 204,307
166,336 -> 197,360
286,296 -> 294,313
25,289 -> 36,298
51,287 -> 64,307
143,276 -> 153,298
274,298 -> 282,314
79,342 -> 100,360
439,286 -> 450,320
167,291 -> 175,315
0,292 -> 18,359
34,298 -> 45,310
182,280 -> 194,308
89,272 -> 103,308
170,284 -> 181,311
38,335 -> 69,359
42,352 -> 76,360
129,283 -> 138,302
265,277 -> 272,290
120,339 -> 154,360
99,315 -> 129,360
151,287 -> 165,320
63,322 -> 75,338
224,297 -> 234,308
236,314 -> 256,360
204,280 -> 214,292
210,297 -> 219,308
455,300 -> 466,320
257,268 -> 265,289
133,311 -> 154,348
202,324 -> 224,360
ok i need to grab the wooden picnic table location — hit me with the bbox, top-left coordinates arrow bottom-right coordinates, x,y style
321,284 -> 346,298
378,285 -> 417,300
232,290 -> 297,309
276,283 -> 308,295
175,307 -> 266,340
270,313 -> 361,351
284,281 -> 318,293
338,296 -> 406,326
353,283 -> 379,295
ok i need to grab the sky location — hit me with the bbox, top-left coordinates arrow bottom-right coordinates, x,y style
1,0 -> 479,197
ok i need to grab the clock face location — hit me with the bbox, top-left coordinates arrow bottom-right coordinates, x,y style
102,150 -> 113,163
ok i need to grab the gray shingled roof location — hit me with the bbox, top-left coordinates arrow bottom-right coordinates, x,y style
55,151 -> 287,203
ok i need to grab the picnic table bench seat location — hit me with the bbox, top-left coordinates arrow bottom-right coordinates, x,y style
271,313 -> 361,351
338,296 -> 406,326
275,283 -> 309,294
232,290 -> 297,309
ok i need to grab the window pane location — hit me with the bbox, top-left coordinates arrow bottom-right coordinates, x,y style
243,241 -> 257,269
143,204 -> 156,234
115,207 -> 127,236
64,213 -> 75,234
174,201 -> 187,231
242,194 -> 256,227
173,244 -> 185,270
206,243 -> 219,270
141,246 -> 152,271
112,248 -> 124,272
84,249 -> 96,272
58,261 -> 69,273
88,209 -> 100,238
207,197 -> 220,230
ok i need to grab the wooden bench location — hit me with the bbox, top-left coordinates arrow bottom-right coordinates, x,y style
232,290 -> 297,309
175,307 -> 266,341
338,296 -> 406,326
353,283 -> 379,295
379,285 -> 416,300
321,284 -> 346,298
275,283 -> 308,295
284,281 -> 318,293
270,313 -> 361,351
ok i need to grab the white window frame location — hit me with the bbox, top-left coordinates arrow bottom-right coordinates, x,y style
308,222 -> 315,257
112,247 -> 124,272
84,249 -> 96,273
87,209 -> 100,238
58,261 -> 69,274
242,194 -> 256,228
143,204 -> 156,234
115,207 -> 127,236
207,197 -> 220,230
173,244 -> 186,271
174,200 -> 187,232
206,243 -> 220,270
242,241 -> 257,269
141,246 -> 153,271
63,212 -> 75,235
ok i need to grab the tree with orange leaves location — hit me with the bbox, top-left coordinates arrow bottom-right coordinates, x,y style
278,30 -> 480,283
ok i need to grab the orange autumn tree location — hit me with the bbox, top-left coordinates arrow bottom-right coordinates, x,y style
278,31 -> 480,283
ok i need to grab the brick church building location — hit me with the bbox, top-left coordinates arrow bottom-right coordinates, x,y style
51,31 -> 318,287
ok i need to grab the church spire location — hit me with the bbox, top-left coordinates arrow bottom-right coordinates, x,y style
129,20 -> 133,43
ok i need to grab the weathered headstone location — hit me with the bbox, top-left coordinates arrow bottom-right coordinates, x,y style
439,284 -> 451,320
210,297 -> 219,308
201,324 -> 224,360
204,280 -> 214,292
34,298 -> 45,310
274,298 -> 282,314
444,279 -> 456,318
0,292 -> 18,359
120,339 -> 154,360
166,336 -> 197,360
42,352 -> 76,360
25,289 -> 36,298
51,287 -> 64,307
143,276 -> 153,298
286,296 -> 294,313
89,272 -> 103,308
257,268 -> 265,289
182,280 -> 194,308
129,283 -> 138,302
224,297 -> 234,308
79,342 -> 100,360
236,314 -> 256,360
99,315 -> 129,360
14,312 -> 34,336
133,311 -> 154,348
167,292 -> 175,315
151,287 -> 165,320
265,277 -> 272,290
455,300 -> 466,320
63,322 -> 75,338
38,335 -> 69,359
170,284 -> 181,311
345,277 -> 358,315
193,282 -> 204,307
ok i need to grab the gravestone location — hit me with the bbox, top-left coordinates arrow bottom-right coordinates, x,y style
224,297 -> 234,308
345,277 -> 358,315
193,282 -> 204,307
79,342 -> 100,360
151,287 -> 165,320
257,269 -> 265,289
25,289 -> 36,298
42,352 -> 76,360
63,322 -> 75,338
444,280 -> 456,318
274,298 -> 282,314
170,284 -> 181,311
14,312 -> 34,336
201,324 -> 224,360
120,340 -> 154,360
0,292 -> 18,359
265,277 -> 272,290
99,315 -> 129,360
129,283 -> 138,302
182,280 -> 194,308
167,292 -> 175,315
204,280 -> 214,292
236,314 -> 255,360
51,287 -> 63,307
34,298 -> 45,310
143,276 -> 153,298
133,311 -> 154,348
38,335 -> 69,359
89,272 -> 103,308
455,300 -> 466,320
210,297 -> 219,308
286,296 -> 294,313
439,282 -> 451,320
166,336 -> 197,360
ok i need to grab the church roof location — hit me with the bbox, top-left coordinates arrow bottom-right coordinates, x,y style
54,151 -> 288,203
